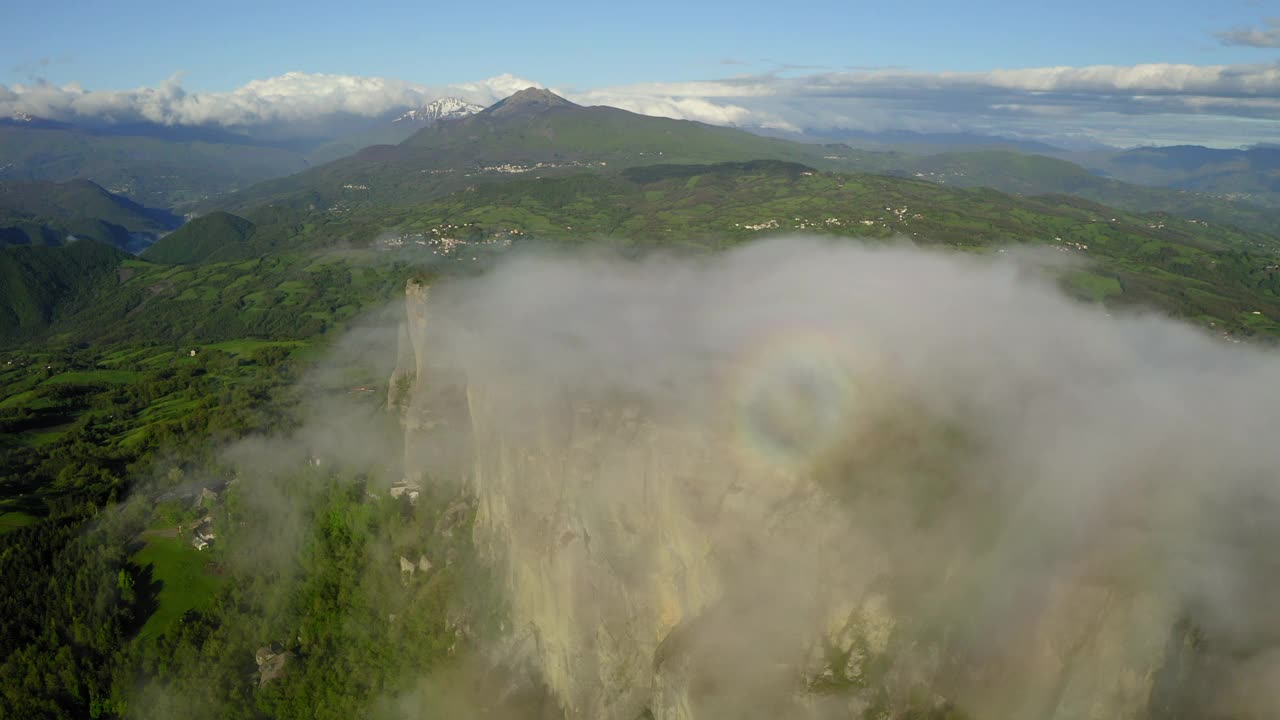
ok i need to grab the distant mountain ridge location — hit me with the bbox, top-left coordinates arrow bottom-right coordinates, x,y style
0,123 -> 314,208
0,179 -> 181,253
208,88 -> 1280,240
1072,145 -> 1280,208
214,87 -> 891,213
0,179 -> 176,231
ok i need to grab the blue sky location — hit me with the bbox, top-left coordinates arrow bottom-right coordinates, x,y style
4,1 -> 1280,147
4,0 -> 1277,91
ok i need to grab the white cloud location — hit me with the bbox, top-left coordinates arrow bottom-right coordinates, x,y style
1218,17 -> 1280,48
838,63 -> 1280,95
6,62 -> 1280,147
449,73 -> 545,105
0,71 -> 541,128
569,90 -> 758,126
569,63 -> 1280,147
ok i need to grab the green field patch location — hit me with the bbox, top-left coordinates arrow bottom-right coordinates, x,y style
302,260 -> 337,273
275,280 -> 311,306
140,351 -> 180,367
100,348 -> 146,364
150,266 -> 193,282
241,290 -> 286,307
225,274 -> 256,289
18,424 -> 74,448
1064,272 -> 1124,303
332,304 -> 359,321
117,426 -> 150,449
132,536 -> 226,640
204,339 -> 304,356
0,511 -> 38,533
43,369 -> 141,386
286,341 -> 326,363
99,347 -> 170,367
1241,310 -> 1277,328
0,389 -> 40,409
137,395 -> 202,423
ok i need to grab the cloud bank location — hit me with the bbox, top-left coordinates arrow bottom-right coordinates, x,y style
7,61 -> 1280,147
573,63 -> 1280,147
0,72 -> 540,129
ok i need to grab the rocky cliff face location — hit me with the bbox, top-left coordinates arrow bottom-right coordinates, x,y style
393,280 -> 472,485
390,276 -> 1224,719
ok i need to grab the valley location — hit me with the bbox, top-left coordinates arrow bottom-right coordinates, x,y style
5,81 -> 1280,720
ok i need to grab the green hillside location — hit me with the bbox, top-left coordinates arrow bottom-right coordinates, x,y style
384,161 -> 1280,333
129,158 -> 1280,342
398,88 -> 859,166
883,150 -> 1280,236
142,212 -> 257,264
0,217 -> 65,247
1068,145 -> 1280,208
214,90 -> 1280,245
16,157 -> 1280,348
212,89 -> 897,213
0,179 -> 175,232
0,180 -> 183,253
303,123 -> 421,165
0,214 -> 138,250
0,240 -> 129,340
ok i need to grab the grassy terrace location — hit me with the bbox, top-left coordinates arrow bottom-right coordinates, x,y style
132,534 -> 226,641
0,510 -> 37,534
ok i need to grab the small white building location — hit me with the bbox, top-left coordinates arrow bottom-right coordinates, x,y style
389,479 -> 421,506
191,516 -> 216,550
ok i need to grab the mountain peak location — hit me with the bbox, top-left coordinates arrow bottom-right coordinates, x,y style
394,97 -> 483,124
483,87 -> 578,117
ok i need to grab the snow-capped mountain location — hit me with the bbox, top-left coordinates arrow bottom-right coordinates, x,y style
394,97 -> 483,124
9,112 -> 34,123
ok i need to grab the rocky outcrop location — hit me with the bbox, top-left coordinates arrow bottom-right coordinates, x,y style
391,278 -> 1215,719
394,279 -> 472,485
255,643 -> 291,687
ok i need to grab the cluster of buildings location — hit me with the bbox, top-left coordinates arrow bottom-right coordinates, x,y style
734,209 -> 925,233
189,486 -> 220,550
463,160 -> 608,176
190,515 -> 216,551
376,226 -> 520,257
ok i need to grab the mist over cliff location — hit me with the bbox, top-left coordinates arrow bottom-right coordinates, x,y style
167,237 -> 1280,718
388,238 -> 1280,719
